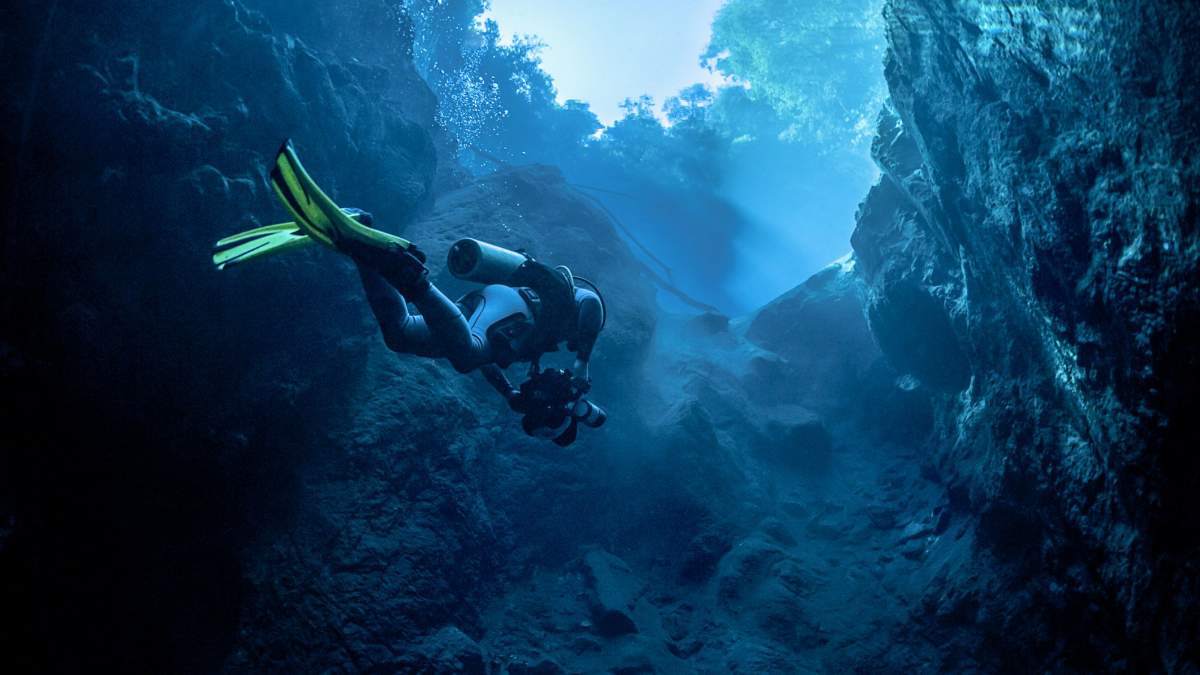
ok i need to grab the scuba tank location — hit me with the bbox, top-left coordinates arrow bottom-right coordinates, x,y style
448,238 -> 579,355
447,238 -> 530,284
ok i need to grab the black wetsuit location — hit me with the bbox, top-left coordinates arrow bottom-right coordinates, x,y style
355,262 -> 604,383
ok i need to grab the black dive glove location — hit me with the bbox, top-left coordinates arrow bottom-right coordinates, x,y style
507,389 -> 527,413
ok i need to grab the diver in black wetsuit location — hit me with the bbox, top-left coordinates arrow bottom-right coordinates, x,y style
213,141 -> 605,445
345,211 -> 608,447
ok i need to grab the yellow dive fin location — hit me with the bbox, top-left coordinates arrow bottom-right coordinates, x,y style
269,140 -> 412,252
212,220 -> 313,270
211,208 -> 376,270
215,220 -> 305,248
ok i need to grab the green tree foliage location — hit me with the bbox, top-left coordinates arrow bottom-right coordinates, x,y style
663,84 -> 714,126
703,0 -> 885,151
403,0 -> 887,309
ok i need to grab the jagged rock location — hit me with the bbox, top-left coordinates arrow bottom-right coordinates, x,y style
610,654 -> 657,675
743,255 -> 933,442
753,405 -> 833,472
568,636 -> 603,655
581,549 -> 642,637
746,257 -> 881,407
898,520 -> 933,543
758,518 -> 797,547
851,1 -> 1200,669
413,626 -> 486,674
715,536 -> 786,607
679,528 -> 735,584
899,538 -> 926,561
864,504 -> 900,530
507,657 -> 567,675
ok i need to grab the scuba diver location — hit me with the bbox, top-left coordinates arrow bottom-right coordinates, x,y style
212,141 -> 607,446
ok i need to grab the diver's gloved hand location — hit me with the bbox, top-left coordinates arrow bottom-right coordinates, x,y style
507,389 -> 526,413
570,376 -> 591,396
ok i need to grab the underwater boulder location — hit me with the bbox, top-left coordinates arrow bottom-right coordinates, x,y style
678,527 -> 736,585
746,255 -> 884,408
412,626 -> 486,674
752,405 -> 833,473
581,548 -> 642,637
714,535 -> 786,608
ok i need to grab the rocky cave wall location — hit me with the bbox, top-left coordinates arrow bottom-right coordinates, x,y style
0,1 -> 446,671
853,0 -> 1200,670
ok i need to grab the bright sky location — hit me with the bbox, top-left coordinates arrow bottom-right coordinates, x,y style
481,0 -> 729,126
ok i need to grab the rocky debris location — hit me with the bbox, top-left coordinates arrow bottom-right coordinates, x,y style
753,405 -> 833,472
411,626 -> 487,674
715,536 -> 788,607
506,657 -> 567,675
678,528 -> 736,584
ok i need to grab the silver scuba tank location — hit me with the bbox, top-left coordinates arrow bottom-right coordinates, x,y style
447,238 -> 529,284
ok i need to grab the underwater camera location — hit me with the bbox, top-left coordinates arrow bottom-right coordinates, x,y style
513,368 -> 606,447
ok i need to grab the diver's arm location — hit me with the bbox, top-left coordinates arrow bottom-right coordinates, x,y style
573,358 -> 590,382
480,364 -> 519,401
571,290 -> 604,382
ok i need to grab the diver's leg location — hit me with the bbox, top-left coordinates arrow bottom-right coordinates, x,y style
345,230 -> 490,371
355,262 -> 444,358
404,282 -> 491,372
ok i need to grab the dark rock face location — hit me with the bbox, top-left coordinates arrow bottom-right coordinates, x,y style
747,256 -> 882,409
853,1 -> 1200,670
582,549 -> 642,637
1,1 -> 440,672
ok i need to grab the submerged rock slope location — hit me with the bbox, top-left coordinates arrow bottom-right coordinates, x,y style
853,1 -> 1200,670
226,163 -> 662,672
